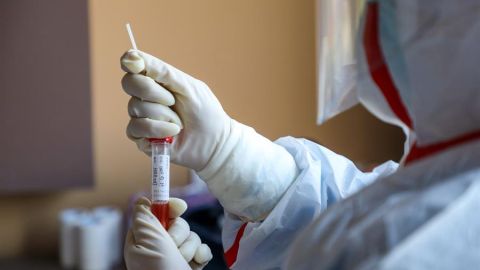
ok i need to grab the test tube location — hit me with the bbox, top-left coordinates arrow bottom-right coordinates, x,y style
149,137 -> 173,229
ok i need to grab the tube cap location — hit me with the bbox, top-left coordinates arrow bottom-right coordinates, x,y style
148,137 -> 174,144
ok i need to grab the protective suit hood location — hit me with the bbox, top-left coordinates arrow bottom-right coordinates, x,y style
355,0 -> 480,164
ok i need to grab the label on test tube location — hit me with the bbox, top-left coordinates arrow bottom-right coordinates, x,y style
152,154 -> 170,201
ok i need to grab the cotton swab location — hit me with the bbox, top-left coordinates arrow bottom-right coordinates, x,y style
125,23 -> 138,50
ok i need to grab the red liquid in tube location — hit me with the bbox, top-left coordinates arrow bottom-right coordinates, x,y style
151,202 -> 170,229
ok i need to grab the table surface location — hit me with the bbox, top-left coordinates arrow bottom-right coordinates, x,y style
0,259 -> 125,270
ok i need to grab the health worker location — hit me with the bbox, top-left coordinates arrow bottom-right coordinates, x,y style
121,0 -> 480,269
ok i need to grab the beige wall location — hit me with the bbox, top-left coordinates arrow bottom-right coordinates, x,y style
0,0 -> 403,258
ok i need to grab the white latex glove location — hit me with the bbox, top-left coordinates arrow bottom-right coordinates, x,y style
121,50 -> 299,221
124,197 -> 212,270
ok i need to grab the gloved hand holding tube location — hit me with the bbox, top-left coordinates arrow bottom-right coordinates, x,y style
124,197 -> 212,270
122,25 -> 214,270
121,50 -> 299,221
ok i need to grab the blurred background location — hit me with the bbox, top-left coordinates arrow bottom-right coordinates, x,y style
0,0 -> 403,268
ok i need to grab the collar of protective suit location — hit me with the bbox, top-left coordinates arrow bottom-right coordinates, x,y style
337,0 -> 480,164
285,120 -> 480,270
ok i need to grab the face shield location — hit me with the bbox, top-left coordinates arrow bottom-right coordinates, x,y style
316,0 -> 365,124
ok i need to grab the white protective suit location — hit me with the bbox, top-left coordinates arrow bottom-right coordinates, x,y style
222,0 -> 480,269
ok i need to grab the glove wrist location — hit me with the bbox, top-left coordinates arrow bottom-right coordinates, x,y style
198,120 -> 299,221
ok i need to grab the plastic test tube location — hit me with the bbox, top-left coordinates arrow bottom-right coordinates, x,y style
149,137 -> 173,229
